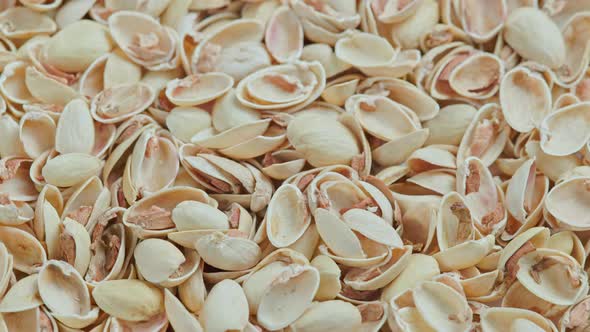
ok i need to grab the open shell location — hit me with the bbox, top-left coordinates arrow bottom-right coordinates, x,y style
38,260 -> 100,328
191,19 -> 270,81
500,66 -> 552,133
108,11 -> 179,71
544,176 -> 590,230
540,102 -> 590,156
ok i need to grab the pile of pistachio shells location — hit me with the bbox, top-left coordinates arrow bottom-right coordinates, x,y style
1,0 -> 590,331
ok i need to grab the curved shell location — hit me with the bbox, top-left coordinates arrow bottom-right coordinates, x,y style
134,239 -> 198,287
92,279 -> 164,322
108,11 -> 178,70
540,102 -> 590,156
236,61 -> 325,113
123,186 -> 216,238
265,6 -> 303,63
0,225 -> 46,273
55,99 -> 95,154
41,153 -> 102,188
265,183 -> 310,248
503,7 -> 565,69
557,13 -> 590,87
480,307 -> 558,332
544,176 -> 590,230
194,231 -> 261,271
412,281 -> 472,332
457,103 -> 511,167
244,262 -> 320,330
200,279 -> 249,332
37,260 -> 99,328
500,66 -> 552,133
0,7 -> 57,39
165,73 -> 233,107
459,0 -> 507,43
516,248 -> 588,306
0,274 -> 41,313
90,83 -> 155,124
335,32 -> 396,68
191,19 -> 270,81
447,52 -> 504,100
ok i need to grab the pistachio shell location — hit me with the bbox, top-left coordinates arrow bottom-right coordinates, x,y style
266,183 -> 310,247
45,20 -> 113,73
92,279 -> 164,322
503,7 -> 566,68
540,102 -> 590,156
55,99 -> 95,154
200,279 -> 249,332
42,153 -> 102,187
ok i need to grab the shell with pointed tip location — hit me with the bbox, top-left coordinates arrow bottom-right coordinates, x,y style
191,19 -> 270,81
540,102 -> 590,156
199,279 -> 249,332
38,260 -> 100,328
0,7 -> 56,39
108,11 -> 179,71
92,279 -> 164,322
90,83 -> 155,124
544,176 -> 590,230
123,186 -> 216,238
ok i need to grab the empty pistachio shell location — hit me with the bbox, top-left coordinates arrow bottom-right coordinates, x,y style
45,20 -> 114,73
200,279 -> 249,332
503,7 -> 566,68
41,153 -> 102,187
92,279 -> 164,322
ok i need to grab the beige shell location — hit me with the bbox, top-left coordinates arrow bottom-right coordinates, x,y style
92,279 -> 164,322
411,281 -> 473,331
19,111 -> 56,159
194,231 -> 261,271
501,66 -> 552,133
0,7 -> 57,39
301,43 -> 351,78
457,103 -> 511,167
236,61 -> 325,113
556,13 -> 590,87
343,245 -> 412,291
544,176 -> 590,230
371,0 -> 422,23
90,83 -> 155,124
55,99 -> 95,155
44,20 -> 114,73
135,239 -> 198,287
172,200 -> 229,231
458,0 -> 507,43
289,300 -> 362,332
265,6 -> 303,63
502,158 -> 548,240
287,113 -> 360,168
243,260 -> 320,330
123,128 -> 179,204
166,107 -> 211,143
540,102 -> 590,156
0,225 -> 46,273
199,279 -> 249,332
447,52 -> 504,100
38,260 -> 100,328
503,7 -> 566,68
335,32 -> 396,69
123,186 -> 215,238
165,73 -> 233,107
266,183 -> 310,247
108,11 -> 179,71
0,274 -> 42,313
311,255 -> 341,301
85,208 -> 127,284
559,295 -> 590,331
41,153 -> 102,188
191,19 -> 270,81
480,307 -> 558,332
517,248 -> 588,306
456,157 -> 506,235
164,288 -> 203,332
